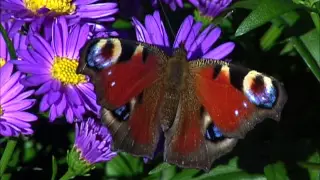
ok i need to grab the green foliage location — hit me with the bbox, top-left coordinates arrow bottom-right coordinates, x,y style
264,162 -> 288,180
105,152 -> 143,177
51,156 -> 57,180
235,0 -> 300,36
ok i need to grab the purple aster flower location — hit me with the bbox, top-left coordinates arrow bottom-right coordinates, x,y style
132,11 -> 235,60
13,17 -> 100,123
152,0 -> 184,11
0,62 -> 37,136
190,0 -> 233,18
64,117 -> 116,178
0,0 -> 118,29
74,117 -> 116,164
0,21 -> 27,66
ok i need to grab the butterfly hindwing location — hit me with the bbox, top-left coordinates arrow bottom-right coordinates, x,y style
163,72 -> 238,170
77,38 -> 168,158
192,59 -> 287,138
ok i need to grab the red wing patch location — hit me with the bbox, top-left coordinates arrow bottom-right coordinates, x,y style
195,66 -> 256,135
99,53 -> 159,108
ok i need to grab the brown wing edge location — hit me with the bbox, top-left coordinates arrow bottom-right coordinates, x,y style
76,38 -> 169,111
164,137 -> 238,172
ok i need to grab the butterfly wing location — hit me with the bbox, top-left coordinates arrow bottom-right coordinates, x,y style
163,70 -> 238,171
77,38 -> 168,158
192,59 -> 287,138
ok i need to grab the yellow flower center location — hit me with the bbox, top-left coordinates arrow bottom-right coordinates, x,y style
24,0 -> 76,15
51,56 -> 86,85
0,106 -> 3,116
0,58 -> 6,68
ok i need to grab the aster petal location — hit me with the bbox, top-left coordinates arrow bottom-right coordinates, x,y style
74,0 -> 100,5
132,18 -> 152,43
67,24 -> 89,59
173,16 -> 194,48
21,74 -> 51,87
189,25 -> 213,52
52,17 -> 68,57
203,42 -> 235,59
35,80 -> 52,95
66,25 -> 81,58
200,27 -> 221,54
49,104 -> 57,122
66,107 -> 74,123
15,64 -> 49,75
4,112 -> 38,122
2,99 -> 36,112
145,11 -> 169,46
79,83 -> 96,99
40,94 -> 50,112
56,94 -> 67,117
66,86 -> 82,105
28,50 -> 52,67
185,22 -> 202,51
8,20 -> 24,38
29,34 -> 54,60
0,71 -> 21,98
77,3 -> 118,18
1,116 -> 31,128
0,123 -> 16,137
9,90 -> 34,103
0,62 -> 13,84
51,80 -> 61,91
48,90 -> 61,105
0,1 -> 24,10
77,86 -> 99,113
169,2 -> 177,10
1,83 -> 24,104
17,50 -> 37,64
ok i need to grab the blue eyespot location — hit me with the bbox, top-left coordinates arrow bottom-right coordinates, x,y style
206,123 -> 223,141
112,104 -> 130,121
245,82 -> 277,108
87,44 -> 112,69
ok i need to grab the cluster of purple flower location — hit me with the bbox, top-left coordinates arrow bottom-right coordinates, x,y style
0,0 -> 234,170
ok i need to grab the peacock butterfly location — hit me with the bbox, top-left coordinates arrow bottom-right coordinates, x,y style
76,38 -> 287,171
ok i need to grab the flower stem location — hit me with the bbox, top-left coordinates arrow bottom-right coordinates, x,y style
59,169 -> 75,180
0,23 -> 17,59
0,139 -> 18,177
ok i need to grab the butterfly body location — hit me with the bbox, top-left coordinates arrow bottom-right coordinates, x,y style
77,38 -> 287,171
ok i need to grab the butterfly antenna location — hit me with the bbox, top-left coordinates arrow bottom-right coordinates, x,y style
81,63 -> 87,73
159,0 -> 176,38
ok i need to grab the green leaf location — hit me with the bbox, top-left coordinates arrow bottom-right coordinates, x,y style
260,20 -> 284,51
51,156 -> 57,180
148,162 -> 173,175
231,0 -> 260,10
194,158 -> 266,180
290,32 -> 320,81
112,19 -> 132,30
171,169 -> 199,180
23,141 -> 37,163
235,0 -> 300,36
300,29 -> 320,66
264,162 -> 289,180
298,151 -> 320,180
105,153 -> 142,177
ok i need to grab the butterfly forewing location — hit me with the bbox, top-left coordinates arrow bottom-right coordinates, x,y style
192,59 -> 287,138
77,38 -> 168,158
